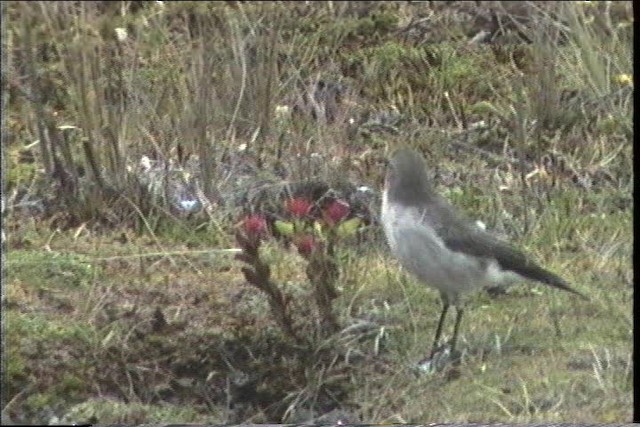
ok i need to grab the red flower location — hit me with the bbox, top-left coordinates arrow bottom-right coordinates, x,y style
286,198 -> 312,218
294,234 -> 317,257
323,200 -> 350,225
242,214 -> 267,239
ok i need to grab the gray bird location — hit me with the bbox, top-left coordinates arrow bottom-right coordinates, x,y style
381,148 -> 587,361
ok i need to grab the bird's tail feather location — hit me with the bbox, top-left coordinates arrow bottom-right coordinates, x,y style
530,266 -> 589,301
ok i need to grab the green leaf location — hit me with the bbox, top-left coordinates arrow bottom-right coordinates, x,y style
336,217 -> 362,238
470,100 -> 500,116
293,219 -> 307,234
274,220 -> 295,237
313,221 -> 325,238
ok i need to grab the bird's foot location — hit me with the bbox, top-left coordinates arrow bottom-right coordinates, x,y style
414,344 -> 463,374
485,285 -> 509,298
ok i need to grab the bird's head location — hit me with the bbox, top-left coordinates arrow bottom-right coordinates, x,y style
385,148 -> 434,206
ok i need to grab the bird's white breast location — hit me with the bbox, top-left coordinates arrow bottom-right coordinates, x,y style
381,192 -> 518,301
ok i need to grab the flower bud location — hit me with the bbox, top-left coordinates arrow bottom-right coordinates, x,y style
286,198 -> 313,218
323,200 -> 350,226
294,234 -> 317,257
242,214 -> 267,239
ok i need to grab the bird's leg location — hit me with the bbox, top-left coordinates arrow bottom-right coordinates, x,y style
430,297 -> 450,357
450,305 -> 465,355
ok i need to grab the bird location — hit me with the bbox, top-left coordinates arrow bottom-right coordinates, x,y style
380,148 -> 588,363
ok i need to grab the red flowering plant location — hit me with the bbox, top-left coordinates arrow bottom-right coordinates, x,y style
275,198 -> 313,243
235,213 -> 300,342
235,196 -> 363,339
323,199 -> 350,226
293,233 -> 317,258
274,197 -> 362,334
275,197 -> 361,256
285,197 -> 313,219
241,214 -> 267,246
319,199 -> 361,257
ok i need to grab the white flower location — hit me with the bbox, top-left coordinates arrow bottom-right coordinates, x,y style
274,105 -> 291,120
139,155 -> 152,171
114,27 -> 128,42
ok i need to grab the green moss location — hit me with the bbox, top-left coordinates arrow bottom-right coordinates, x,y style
24,393 -> 56,410
60,374 -> 87,395
5,145 -> 38,190
7,311 -> 93,353
60,399 -> 215,424
6,250 -> 96,290
5,311 -> 96,418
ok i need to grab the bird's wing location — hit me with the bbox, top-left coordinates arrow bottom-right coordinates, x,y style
441,225 -> 588,300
